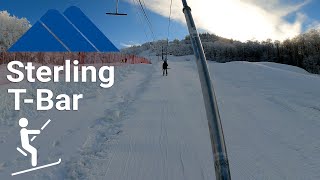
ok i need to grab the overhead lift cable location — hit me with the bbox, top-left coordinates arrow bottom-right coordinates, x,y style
166,0 -> 174,60
136,0 -> 156,41
133,0 -> 159,54
132,0 -> 152,43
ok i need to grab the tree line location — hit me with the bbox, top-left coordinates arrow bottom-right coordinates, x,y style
125,30 -> 320,74
193,31 -> 320,74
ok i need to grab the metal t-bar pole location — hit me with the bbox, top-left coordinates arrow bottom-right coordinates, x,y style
116,0 -> 119,14
181,0 -> 231,179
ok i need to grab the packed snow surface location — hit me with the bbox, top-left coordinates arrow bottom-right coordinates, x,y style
0,55 -> 319,179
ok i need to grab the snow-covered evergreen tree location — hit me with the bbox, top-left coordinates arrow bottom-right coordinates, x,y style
0,11 -> 30,51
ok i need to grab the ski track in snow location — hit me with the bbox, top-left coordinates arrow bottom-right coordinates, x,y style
0,55 -> 319,179
102,59 -> 214,180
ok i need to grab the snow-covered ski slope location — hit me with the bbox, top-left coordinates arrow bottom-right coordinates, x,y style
0,55 -> 319,179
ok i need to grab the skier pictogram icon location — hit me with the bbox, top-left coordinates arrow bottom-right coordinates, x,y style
19,118 -> 40,167
12,118 -> 61,176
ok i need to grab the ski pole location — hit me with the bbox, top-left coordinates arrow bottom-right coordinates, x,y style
30,119 -> 51,142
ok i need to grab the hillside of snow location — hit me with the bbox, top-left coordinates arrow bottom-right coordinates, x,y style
0,54 -> 319,179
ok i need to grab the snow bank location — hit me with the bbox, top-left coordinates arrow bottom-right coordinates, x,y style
255,62 -> 310,75
207,60 -> 320,180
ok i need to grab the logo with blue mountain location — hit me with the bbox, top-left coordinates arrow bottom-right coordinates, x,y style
9,6 -> 119,52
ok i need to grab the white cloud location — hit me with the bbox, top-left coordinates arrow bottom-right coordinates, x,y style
120,41 -> 141,48
127,0 -> 314,41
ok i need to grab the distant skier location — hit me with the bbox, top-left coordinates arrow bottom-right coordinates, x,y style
162,60 -> 168,76
19,118 -> 40,167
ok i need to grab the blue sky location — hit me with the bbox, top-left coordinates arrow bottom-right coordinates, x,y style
1,0 -> 319,48
0,0 -> 188,49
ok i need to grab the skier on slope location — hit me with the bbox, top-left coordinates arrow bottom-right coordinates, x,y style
162,60 -> 168,76
19,118 -> 40,167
